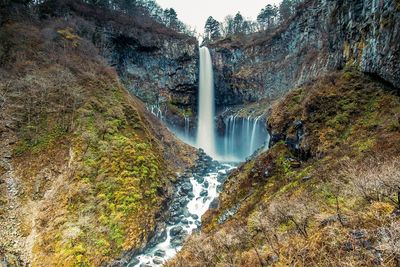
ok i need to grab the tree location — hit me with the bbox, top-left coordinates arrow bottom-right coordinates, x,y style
257,4 -> 278,29
163,8 -> 179,30
345,157 -> 400,210
233,12 -> 244,34
204,16 -> 221,41
279,0 -> 293,21
220,15 -> 234,36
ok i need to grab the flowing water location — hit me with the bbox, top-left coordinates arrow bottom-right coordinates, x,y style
130,153 -> 235,267
196,47 -> 217,157
216,114 -> 269,162
131,47 -> 269,266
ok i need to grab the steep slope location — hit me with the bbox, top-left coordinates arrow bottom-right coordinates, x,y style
169,70 -> 400,266
0,8 -> 194,267
209,0 -> 400,107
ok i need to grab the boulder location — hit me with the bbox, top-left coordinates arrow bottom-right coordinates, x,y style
200,189 -> 208,197
170,226 -> 183,237
154,249 -> 166,258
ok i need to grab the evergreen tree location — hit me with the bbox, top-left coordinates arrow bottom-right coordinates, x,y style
257,4 -> 277,29
279,0 -> 293,21
233,12 -> 244,34
164,8 -> 179,29
221,15 -> 234,36
204,16 -> 221,41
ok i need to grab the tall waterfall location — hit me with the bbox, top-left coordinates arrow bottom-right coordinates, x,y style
197,47 -> 216,157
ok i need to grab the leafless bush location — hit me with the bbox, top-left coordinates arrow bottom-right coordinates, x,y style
268,194 -> 317,239
377,221 -> 400,264
344,157 -> 400,209
249,209 -> 280,255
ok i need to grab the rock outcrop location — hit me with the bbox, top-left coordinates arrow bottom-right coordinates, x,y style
209,0 -> 400,107
110,33 -> 199,112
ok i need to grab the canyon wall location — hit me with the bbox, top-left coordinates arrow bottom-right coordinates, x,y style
209,0 -> 400,107
109,33 -> 199,112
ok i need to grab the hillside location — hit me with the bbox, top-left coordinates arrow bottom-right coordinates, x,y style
0,3 -> 195,266
168,69 -> 400,266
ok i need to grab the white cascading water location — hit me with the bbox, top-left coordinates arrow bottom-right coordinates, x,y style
197,47 -> 216,157
220,114 -> 268,161
131,47 -> 270,267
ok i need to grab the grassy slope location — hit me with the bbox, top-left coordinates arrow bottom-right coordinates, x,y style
169,70 -> 400,266
0,15 -> 193,266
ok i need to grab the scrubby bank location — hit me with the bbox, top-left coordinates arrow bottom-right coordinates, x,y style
169,70 -> 400,266
0,7 -> 194,266
209,0 -> 400,107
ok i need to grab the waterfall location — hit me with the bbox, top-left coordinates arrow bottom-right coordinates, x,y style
149,47 -> 269,162
250,115 -> 263,153
184,116 -> 190,136
197,47 -> 216,157
218,114 -> 268,161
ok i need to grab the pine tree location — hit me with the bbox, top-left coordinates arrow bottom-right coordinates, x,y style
258,4 -> 279,30
279,0 -> 293,21
233,12 -> 244,34
204,16 -> 221,41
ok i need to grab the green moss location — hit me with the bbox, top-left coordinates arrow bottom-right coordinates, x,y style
43,84 -> 170,265
14,123 -> 67,155
278,220 -> 295,233
353,138 -> 375,153
167,102 -> 192,117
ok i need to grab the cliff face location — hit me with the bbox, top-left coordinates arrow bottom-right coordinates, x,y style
109,34 -> 199,131
209,0 -> 400,107
111,35 -> 198,111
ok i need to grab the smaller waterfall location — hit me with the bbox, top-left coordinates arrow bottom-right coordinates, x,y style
249,115 -> 263,153
217,115 -> 268,161
150,105 -> 164,121
184,116 -> 190,137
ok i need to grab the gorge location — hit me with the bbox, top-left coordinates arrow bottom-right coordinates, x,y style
0,0 -> 399,267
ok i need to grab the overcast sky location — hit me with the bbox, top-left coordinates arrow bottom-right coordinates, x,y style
156,0 -> 281,34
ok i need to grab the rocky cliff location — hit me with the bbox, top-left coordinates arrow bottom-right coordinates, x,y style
112,35 -> 198,111
209,0 -> 400,107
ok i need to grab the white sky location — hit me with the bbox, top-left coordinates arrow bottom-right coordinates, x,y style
156,0 -> 281,34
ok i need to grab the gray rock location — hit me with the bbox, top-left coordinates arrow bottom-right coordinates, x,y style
181,182 -> 193,194
209,198 -> 219,209
170,226 -> 183,237
154,249 -> 166,258
127,258 -> 140,267
350,229 -> 367,240
200,189 -> 208,197
153,257 -> 164,265
195,175 -> 204,184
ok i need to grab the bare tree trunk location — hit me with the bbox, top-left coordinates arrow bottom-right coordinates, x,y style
397,189 -> 400,210
336,196 -> 345,226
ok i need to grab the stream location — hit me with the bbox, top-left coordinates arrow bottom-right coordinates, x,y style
129,151 -> 235,266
